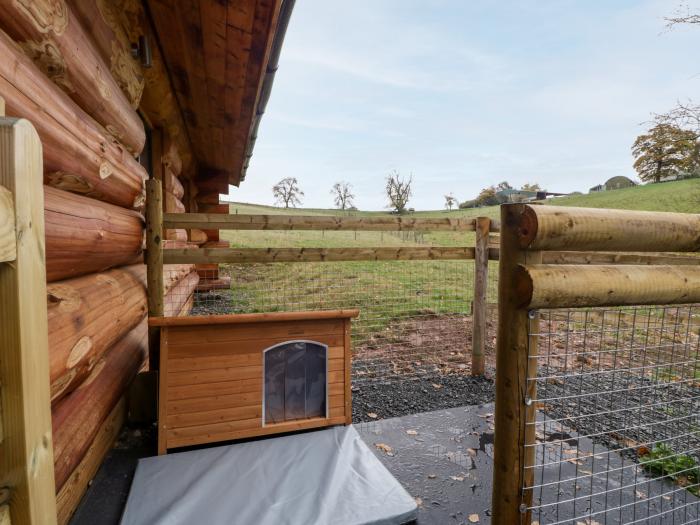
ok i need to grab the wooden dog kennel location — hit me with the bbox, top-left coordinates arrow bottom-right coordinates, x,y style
149,309 -> 359,454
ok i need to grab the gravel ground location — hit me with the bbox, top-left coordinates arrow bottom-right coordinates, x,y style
537,365 -> 700,462
352,373 -> 494,423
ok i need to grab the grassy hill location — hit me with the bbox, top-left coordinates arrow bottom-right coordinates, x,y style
228,179 -> 700,220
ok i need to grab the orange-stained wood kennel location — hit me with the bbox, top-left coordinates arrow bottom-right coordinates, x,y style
149,310 -> 359,454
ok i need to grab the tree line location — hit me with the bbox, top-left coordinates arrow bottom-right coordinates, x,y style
272,170 -> 416,213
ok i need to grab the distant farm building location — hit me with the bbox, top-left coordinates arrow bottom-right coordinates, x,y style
589,176 -> 637,193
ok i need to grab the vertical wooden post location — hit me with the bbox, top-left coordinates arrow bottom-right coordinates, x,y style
492,204 -> 540,525
472,217 -> 490,375
146,179 -> 164,369
0,117 -> 58,524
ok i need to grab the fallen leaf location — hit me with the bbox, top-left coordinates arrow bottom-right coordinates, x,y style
406,430 -> 418,436
450,475 -> 465,481
367,412 -> 378,419
468,514 -> 480,523
431,383 -> 443,390
466,448 -> 477,457
375,443 -> 392,454
414,497 -> 423,507
478,413 -> 493,418
427,473 -> 436,479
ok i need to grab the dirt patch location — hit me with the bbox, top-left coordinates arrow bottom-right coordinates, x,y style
353,313 -> 499,381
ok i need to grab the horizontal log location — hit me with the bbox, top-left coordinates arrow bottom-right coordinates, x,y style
164,271 -> 199,317
189,229 -> 208,245
0,3 -> 145,153
164,264 -> 195,294
164,213 -> 477,231
52,320 -> 147,491
150,309 -> 360,327
48,266 -> 147,403
196,276 -> 231,292
163,137 -> 183,176
163,246 -> 476,264
0,185 -> 15,262
56,397 -> 125,525
541,251 -> 700,266
165,229 -> 188,242
518,264 -> 700,309
0,31 -> 146,208
68,0 -> 144,109
195,191 -> 222,206
167,169 -> 184,199
517,204 -> 700,252
165,191 -> 185,213
162,240 -> 199,250
45,186 -> 144,281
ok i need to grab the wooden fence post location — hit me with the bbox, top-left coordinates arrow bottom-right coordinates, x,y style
146,179 -> 164,369
471,217 -> 490,375
492,204 -> 541,525
0,115 -> 58,524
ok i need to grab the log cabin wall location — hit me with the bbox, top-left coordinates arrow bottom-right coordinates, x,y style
0,0 -> 284,521
0,1 -> 195,521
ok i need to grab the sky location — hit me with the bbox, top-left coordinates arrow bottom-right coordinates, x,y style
227,0 -> 700,210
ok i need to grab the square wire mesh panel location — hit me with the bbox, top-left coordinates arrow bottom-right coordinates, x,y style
524,305 -> 700,524
165,260 -> 499,382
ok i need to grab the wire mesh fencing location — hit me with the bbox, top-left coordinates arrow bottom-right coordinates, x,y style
524,304 -> 700,524
164,259 -> 499,383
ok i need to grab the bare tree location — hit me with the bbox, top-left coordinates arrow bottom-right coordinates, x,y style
385,170 -> 412,213
330,181 -> 355,210
272,177 -> 304,208
666,3 -> 700,28
444,193 -> 457,210
654,101 -> 700,133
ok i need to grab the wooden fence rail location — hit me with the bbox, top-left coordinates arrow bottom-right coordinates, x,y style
0,113 -> 57,524
162,246 -> 476,264
164,212 -> 478,231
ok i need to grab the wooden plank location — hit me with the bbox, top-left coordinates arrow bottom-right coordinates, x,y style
0,118 -> 57,524
327,358 -> 344,372
150,309 -> 359,327
167,338 -> 344,359
157,327 -> 168,455
519,204 -> 700,252
343,319 -> 352,424
167,366 -> 262,387
166,416 -> 347,450
164,213 -> 476,231
492,204 -> 541,524
0,185 -> 15,263
168,378 -> 262,401
519,264 -> 700,309
168,353 -> 261,372
55,398 -> 125,525
167,391 -> 262,415
163,246 -> 475,264
471,217 -> 489,376
164,320 -> 345,344
167,405 -> 261,429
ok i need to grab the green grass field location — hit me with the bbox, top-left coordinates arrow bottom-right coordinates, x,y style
219,179 -> 697,326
